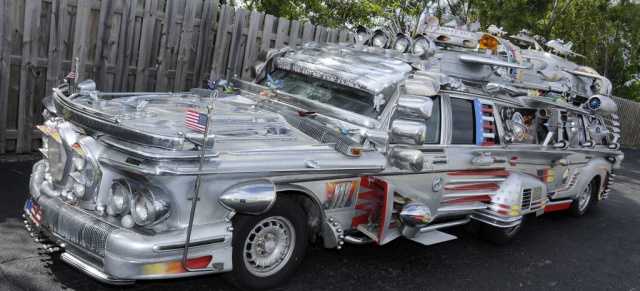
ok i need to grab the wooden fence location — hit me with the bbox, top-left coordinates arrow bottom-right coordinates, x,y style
0,0 -> 353,153
1,0 -> 639,154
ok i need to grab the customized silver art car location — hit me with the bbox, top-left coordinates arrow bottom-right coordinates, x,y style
23,22 -> 624,290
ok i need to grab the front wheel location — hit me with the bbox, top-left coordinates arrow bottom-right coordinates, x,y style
222,197 -> 308,291
567,179 -> 597,217
481,217 -> 525,246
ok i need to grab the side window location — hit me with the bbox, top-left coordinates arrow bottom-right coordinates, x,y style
424,97 -> 441,144
499,107 -> 541,144
451,98 -> 475,144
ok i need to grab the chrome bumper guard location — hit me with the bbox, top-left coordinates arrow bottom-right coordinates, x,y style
61,252 -> 135,285
470,210 -> 522,228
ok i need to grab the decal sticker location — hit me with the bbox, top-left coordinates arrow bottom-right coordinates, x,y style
538,169 -> 555,183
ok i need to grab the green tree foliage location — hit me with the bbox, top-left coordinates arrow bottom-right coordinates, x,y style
245,0 -> 640,100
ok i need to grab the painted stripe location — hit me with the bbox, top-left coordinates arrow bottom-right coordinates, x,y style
545,203 -> 571,212
448,169 -> 510,176
444,183 -> 500,191
443,195 -> 492,203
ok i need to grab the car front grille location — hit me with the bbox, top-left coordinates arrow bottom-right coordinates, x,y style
39,196 -> 118,257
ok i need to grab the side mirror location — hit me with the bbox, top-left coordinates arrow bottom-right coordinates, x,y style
77,79 -> 97,92
390,120 -> 426,145
397,95 -> 434,120
389,147 -> 424,171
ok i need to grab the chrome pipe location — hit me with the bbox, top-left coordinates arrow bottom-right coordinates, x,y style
418,217 -> 470,234
344,235 -> 375,245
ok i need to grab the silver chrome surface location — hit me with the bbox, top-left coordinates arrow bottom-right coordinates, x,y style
219,180 -> 277,215
61,252 -> 135,285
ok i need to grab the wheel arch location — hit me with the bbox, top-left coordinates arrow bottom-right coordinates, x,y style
274,184 -> 326,240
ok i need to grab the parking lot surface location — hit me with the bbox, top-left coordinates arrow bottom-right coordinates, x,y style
1,149 -> 639,290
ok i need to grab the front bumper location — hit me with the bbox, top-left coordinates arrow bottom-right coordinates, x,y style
25,161 -> 233,284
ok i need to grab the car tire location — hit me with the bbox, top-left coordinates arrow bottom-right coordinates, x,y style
481,217 -> 525,246
567,179 -> 597,217
222,197 -> 308,291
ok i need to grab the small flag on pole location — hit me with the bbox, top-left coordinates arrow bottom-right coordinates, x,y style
185,110 -> 209,133
466,17 -> 471,25
440,13 -> 446,22
64,70 -> 76,80
475,19 -> 481,29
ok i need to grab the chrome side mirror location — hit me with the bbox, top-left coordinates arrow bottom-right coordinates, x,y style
389,147 -> 424,171
397,95 -> 434,120
360,129 -> 389,151
390,120 -> 426,145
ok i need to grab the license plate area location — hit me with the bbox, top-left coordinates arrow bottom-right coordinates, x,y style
25,199 -> 43,229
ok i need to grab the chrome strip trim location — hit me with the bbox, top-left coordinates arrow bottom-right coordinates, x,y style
470,211 -> 522,228
546,199 -> 573,206
100,136 -> 220,160
459,54 -> 529,69
153,237 -> 227,252
418,217 -> 470,234
60,252 -> 135,286
99,155 -> 383,176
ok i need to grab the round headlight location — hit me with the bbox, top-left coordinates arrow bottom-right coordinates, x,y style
412,35 -> 436,59
371,30 -> 390,48
131,191 -> 154,226
393,33 -> 412,53
355,25 -> 372,45
109,180 -> 132,215
130,188 -> 171,228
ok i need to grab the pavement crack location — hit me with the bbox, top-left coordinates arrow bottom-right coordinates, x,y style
1,255 -> 41,265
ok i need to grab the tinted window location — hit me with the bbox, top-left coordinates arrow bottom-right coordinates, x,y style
451,98 -> 475,144
425,97 -> 441,144
260,70 -> 379,118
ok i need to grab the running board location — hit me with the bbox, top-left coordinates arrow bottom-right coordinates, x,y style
61,252 -> 135,286
407,230 -> 457,246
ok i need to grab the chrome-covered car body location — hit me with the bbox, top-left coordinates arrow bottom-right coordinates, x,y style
24,28 -> 623,287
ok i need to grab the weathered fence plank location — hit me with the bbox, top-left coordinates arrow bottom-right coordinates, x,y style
173,0 -> 198,91
301,22 -> 315,43
134,0 -> 159,91
46,0 -> 68,93
71,0 -> 91,82
289,20 -> 301,47
209,4 -> 234,81
274,17 -> 290,47
155,0 -> 178,92
113,0 -> 136,92
227,8 -> 248,82
191,0 -> 218,88
0,0 -> 15,153
260,14 -> 276,52
240,10 -> 264,80
16,0 -> 42,153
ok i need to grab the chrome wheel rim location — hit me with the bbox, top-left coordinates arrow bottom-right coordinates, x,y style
578,183 -> 592,211
243,216 -> 295,277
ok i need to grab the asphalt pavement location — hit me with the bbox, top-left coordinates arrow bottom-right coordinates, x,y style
1,149 -> 639,291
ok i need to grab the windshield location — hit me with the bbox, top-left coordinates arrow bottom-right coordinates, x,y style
261,70 -> 380,118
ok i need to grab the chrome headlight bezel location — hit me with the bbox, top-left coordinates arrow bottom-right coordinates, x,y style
355,25 -> 373,45
109,179 -> 136,215
130,188 -> 171,228
412,35 -> 436,59
392,33 -> 412,53
371,29 -> 391,48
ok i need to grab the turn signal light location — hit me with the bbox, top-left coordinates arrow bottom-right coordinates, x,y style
479,34 -> 499,51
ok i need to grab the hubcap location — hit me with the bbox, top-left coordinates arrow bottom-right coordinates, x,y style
243,216 -> 295,277
578,183 -> 592,211
504,224 -> 520,236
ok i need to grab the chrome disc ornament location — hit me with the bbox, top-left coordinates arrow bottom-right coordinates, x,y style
432,177 -> 443,192
244,216 -> 295,277
578,182 -> 592,211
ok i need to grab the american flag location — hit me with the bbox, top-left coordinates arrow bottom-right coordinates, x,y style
185,109 -> 209,133
440,13 -> 446,22
466,17 -> 471,25
475,19 -> 481,29
64,70 -> 76,80
26,199 -> 41,227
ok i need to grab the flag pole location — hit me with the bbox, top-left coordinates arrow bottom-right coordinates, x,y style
182,103 -> 215,272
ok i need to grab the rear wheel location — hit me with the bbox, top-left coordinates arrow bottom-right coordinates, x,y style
567,179 -> 596,217
481,217 -> 525,245
222,197 -> 308,291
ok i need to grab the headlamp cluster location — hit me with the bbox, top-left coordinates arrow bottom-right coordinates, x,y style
108,179 -> 171,229
355,26 -> 436,59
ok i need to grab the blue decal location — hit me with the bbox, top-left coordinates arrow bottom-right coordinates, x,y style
474,99 -> 484,146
